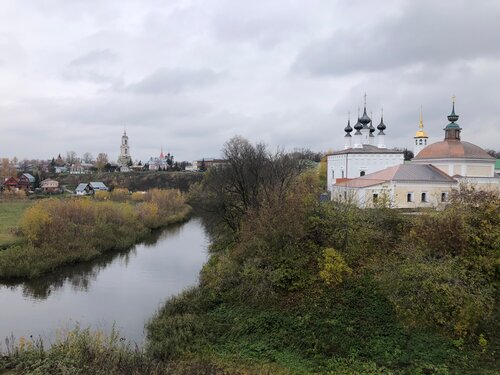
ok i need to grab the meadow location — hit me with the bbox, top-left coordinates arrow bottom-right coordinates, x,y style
0,201 -> 32,248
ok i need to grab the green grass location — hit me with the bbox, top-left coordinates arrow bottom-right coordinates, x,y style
146,277 -> 498,374
0,201 -> 32,248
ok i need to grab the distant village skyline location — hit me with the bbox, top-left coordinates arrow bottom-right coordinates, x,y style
1,0 -> 499,160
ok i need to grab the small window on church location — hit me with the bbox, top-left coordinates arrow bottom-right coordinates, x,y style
360,171 -> 365,177
419,139 -> 423,145
407,193 -> 413,202
441,192 -> 448,202
421,192 -> 427,202
332,170 -> 334,179
415,140 -> 418,145
372,193 -> 378,202
341,170 -> 344,178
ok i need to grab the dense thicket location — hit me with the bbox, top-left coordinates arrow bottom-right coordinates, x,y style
148,138 -> 499,374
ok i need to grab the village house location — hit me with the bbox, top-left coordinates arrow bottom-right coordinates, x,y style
70,162 -> 94,174
41,178 -> 61,193
75,181 -> 108,195
18,173 -> 35,190
3,177 -> 19,191
196,158 -> 228,170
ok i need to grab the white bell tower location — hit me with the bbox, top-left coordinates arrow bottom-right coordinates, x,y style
413,107 -> 429,157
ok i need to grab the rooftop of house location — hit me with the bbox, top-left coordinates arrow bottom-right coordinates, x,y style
75,183 -> 89,192
335,164 -> 457,188
329,145 -> 404,156
89,182 -> 107,189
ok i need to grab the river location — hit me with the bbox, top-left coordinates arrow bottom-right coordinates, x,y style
0,217 -> 208,348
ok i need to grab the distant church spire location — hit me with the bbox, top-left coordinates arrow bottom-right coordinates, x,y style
414,105 -> 429,156
444,95 -> 461,140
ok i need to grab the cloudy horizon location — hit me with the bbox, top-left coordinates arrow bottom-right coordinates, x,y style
1,0 -> 499,163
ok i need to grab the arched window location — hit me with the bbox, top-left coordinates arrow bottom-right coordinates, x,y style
419,139 -> 423,145
360,171 -> 365,176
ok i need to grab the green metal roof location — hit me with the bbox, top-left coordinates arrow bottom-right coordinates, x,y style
495,159 -> 500,169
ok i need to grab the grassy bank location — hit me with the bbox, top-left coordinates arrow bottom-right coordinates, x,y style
0,328 -> 219,375
145,160 -> 499,374
0,201 -> 32,248
0,190 -> 192,280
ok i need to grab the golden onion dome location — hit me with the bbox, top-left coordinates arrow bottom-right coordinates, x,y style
415,129 -> 428,138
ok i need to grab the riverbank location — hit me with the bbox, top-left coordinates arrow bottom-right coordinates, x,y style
0,190 -> 192,280
0,327 -> 226,375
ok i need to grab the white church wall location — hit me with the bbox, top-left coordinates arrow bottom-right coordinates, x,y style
327,153 -> 404,191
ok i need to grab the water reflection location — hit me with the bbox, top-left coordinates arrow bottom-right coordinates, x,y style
0,217 -> 209,344
1,222 -> 189,300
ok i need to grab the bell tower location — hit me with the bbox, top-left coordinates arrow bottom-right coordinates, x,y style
118,129 -> 132,166
414,107 -> 429,156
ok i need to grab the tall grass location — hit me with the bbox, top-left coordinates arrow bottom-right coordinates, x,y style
0,327 -> 220,375
0,189 -> 191,279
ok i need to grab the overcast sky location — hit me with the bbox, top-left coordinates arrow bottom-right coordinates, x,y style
1,0 -> 499,162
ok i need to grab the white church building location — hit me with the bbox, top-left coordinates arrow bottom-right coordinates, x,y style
327,97 -> 404,191
330,98 -> 499,208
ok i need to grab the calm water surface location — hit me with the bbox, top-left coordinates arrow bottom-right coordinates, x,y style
0,218 -> 208,347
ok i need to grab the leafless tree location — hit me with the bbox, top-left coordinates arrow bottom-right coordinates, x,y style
66,150 -> 78,165
199,136 -> 307,232
95,153 -> 109,171
82,152 -> 94,163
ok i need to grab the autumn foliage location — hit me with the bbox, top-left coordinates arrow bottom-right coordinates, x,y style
0,189 -> 189,279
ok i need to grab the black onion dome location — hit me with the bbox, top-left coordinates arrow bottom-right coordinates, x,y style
377,116 -> 386,133
344,119 -> 353,133
447,102 -> 459,123
359,107 -> 371,125
369,121 -> 375,133
353,117 -> 363,131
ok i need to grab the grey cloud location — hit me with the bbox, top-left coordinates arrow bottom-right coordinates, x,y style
61,70 -> 123,86
293,0 -> 500,76
63,49 -> 122,86
212,1 -> 313,48
69,49 -> 118,66
127,68 -> 223,95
